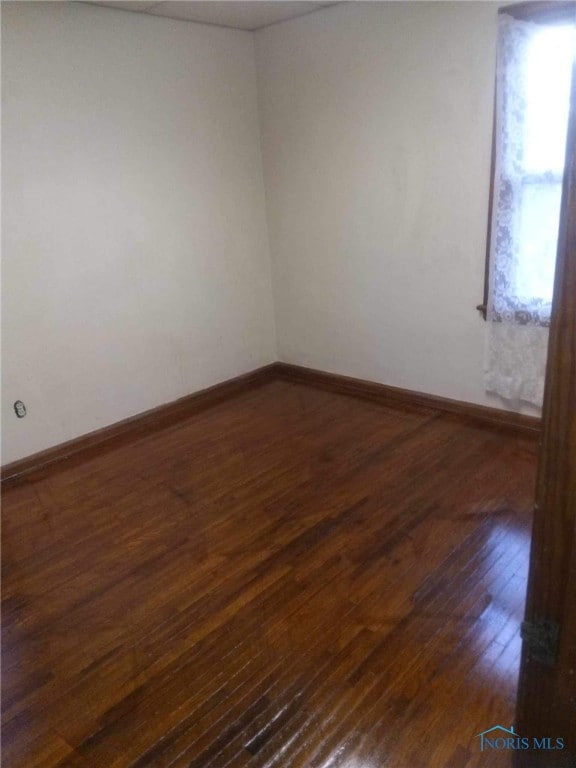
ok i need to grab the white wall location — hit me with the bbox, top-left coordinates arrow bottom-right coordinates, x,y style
3,1 -> 540,465
2,2 -> 276,464
256,1 -> 539,414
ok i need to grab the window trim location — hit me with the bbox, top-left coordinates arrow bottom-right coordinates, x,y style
502,1 -> 576,24
477,0 -> 576,321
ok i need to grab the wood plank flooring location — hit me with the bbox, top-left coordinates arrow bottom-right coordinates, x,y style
2,379 -> 538,768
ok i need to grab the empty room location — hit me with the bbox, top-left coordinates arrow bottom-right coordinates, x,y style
2,1 -> 575,766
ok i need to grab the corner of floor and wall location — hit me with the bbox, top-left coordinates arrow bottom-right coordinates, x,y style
1,1 -> 542,470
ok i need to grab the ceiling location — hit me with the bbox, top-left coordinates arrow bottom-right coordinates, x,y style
83,1 -> 340,30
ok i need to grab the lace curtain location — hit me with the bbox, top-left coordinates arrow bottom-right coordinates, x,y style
485,14 -> 572,406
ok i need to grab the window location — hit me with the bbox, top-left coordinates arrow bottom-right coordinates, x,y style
479,2 -> 575,325
515,23 -> 573,304
483,2 -> 574,407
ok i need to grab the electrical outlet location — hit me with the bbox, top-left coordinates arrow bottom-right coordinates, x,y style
14,400 -> 27,418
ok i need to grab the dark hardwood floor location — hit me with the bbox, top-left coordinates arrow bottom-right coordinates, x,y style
2,379 -> 538,767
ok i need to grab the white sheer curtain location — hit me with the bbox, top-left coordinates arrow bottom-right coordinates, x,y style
485,14 -> 574,406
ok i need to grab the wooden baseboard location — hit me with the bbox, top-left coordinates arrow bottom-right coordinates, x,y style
1,364 -> 277,485
273,362 -> 542,435
2,360 -> 541,485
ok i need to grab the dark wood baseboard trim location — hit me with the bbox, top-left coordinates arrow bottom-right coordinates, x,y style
273,363 -> 542,436
2,361 -> 541,486
1,364 -> 277,486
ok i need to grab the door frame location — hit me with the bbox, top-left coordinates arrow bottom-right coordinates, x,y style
514,58 -> 576,764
